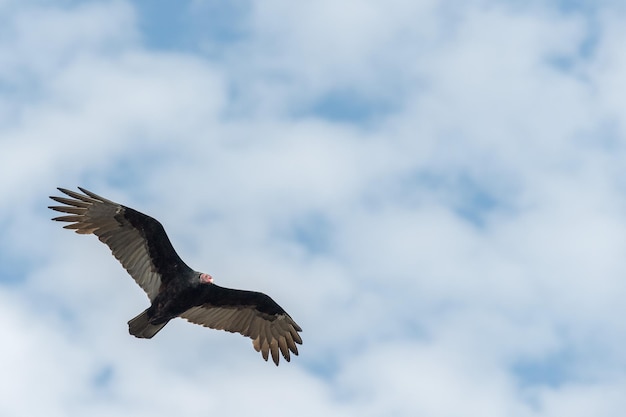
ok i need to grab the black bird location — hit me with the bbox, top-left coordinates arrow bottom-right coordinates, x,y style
49,187 -> 302,365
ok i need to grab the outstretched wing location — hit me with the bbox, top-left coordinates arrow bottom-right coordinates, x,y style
49,187 -> 192,300
180,284 -> 303,366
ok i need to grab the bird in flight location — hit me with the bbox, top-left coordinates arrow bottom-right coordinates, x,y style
49,187 -> 302,365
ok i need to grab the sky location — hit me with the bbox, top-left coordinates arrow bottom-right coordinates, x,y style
1,0 -> 626,415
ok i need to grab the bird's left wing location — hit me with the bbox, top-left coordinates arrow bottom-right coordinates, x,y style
180,285 -> 303,365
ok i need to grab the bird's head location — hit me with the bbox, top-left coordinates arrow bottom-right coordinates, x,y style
199,273 -> 214,284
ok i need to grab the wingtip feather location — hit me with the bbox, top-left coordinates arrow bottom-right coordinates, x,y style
78,186 -> 115,203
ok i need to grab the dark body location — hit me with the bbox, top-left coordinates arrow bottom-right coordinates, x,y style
49,187 -> 302,365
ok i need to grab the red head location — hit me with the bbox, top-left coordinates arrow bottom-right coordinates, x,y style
199,273 -> 214,284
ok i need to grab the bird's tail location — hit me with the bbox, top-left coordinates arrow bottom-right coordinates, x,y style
128,309 -> 168,339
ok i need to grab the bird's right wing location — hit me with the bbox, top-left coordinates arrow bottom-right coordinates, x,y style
49,187 -> 191,301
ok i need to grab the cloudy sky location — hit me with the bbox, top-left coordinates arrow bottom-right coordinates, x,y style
2,0 -> 626,415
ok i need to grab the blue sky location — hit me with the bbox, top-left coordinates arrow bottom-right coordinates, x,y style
132,0 -> 250,50
1,0 -> 626,416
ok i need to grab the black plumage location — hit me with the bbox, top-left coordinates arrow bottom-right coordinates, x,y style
49,187 -> 302,365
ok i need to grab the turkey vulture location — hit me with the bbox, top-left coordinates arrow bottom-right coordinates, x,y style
49,187 -> 302,365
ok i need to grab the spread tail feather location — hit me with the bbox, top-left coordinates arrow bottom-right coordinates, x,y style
128,309 -> 168,339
